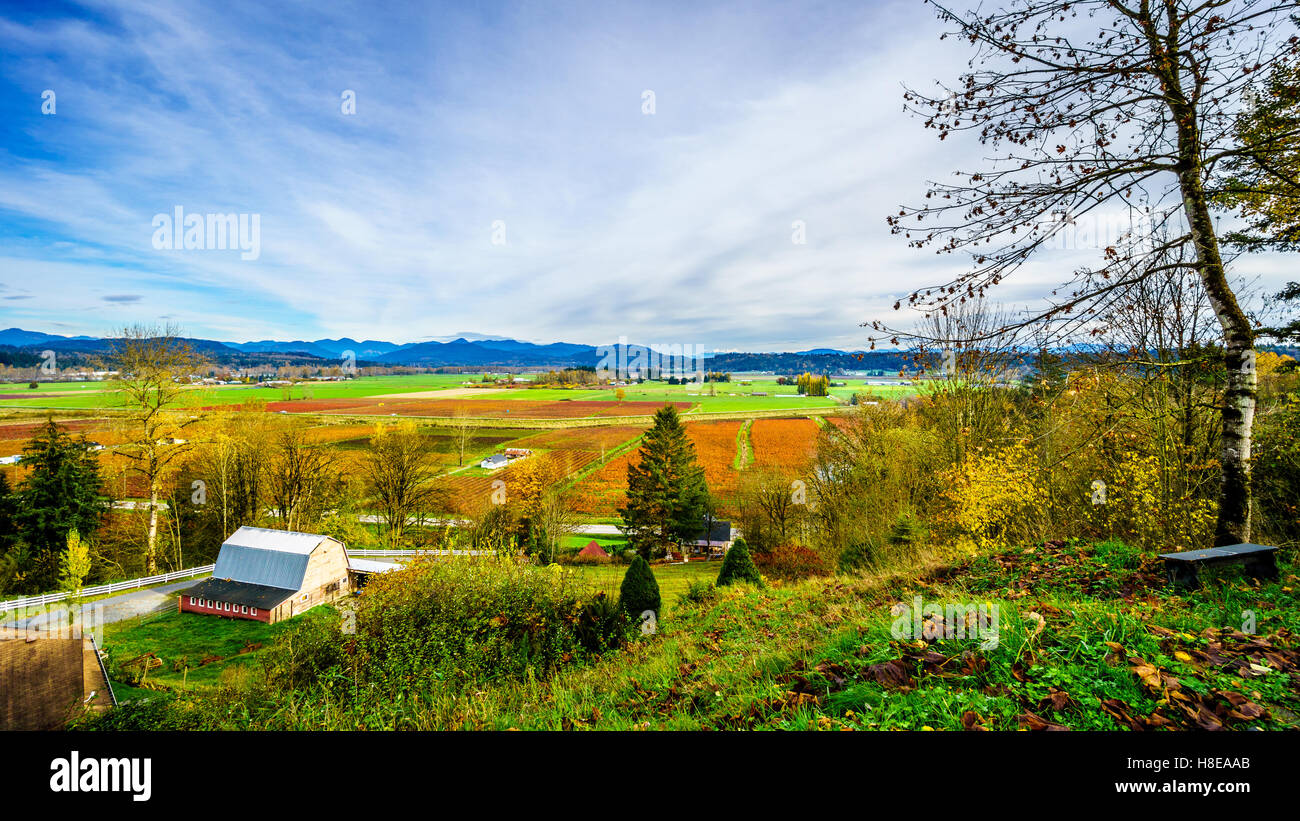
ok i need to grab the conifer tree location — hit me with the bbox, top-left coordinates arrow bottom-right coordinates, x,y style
716,538 -> 763,587
619,405 -> 709,558
619,554 -> 662,616
15,420 -> 107,589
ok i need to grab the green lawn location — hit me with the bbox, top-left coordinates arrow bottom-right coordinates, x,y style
102,605 -> 337,691
568,561 -> 720,608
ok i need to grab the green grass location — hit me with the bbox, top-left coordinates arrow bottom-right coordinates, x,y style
567,561 -> 720,608
102,605 -> 337,690
79,540 -> 1300,730
560,534 -> 629,552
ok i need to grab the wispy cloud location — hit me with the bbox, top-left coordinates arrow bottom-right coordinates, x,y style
0,1 -> 1285,349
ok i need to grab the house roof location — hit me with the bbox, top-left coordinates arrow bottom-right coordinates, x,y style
212,526 -> 332,590
693,520 -> 732,543
185,577 -> 297,610
576,540 -> 608,558
348,558 -> 400,574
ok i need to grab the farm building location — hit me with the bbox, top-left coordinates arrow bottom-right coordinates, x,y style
576,540 -> 609,560
690,520 -> 734,556
480,453 -> 509,470
180,526 -> 396,624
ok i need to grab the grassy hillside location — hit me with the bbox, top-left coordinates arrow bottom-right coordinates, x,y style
83,540 -> 1299,730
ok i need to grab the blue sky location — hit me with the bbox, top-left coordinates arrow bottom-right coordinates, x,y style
0,1 -> 1289,350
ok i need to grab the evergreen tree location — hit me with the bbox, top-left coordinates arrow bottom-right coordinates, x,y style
0,472 -> 18,554
15,420 -> 108,589
716,538 -> 763,587
618,554 -> 661,616
619,405 -> 709,558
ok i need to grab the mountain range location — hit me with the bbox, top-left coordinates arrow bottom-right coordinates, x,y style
0,327 -> 896,372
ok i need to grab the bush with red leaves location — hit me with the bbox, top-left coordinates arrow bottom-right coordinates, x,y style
753,543 -> 831,581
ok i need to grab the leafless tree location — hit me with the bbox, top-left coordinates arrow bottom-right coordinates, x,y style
874,0 -> 1299,544
109,323 -> 203,573
362,421 -> 445,545
266,426 -> 337,532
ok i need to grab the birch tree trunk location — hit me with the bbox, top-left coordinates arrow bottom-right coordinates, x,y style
1177,163 -> 1256,545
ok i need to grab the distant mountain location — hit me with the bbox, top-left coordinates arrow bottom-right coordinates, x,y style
0,327 -> 903,371
0,327 -> 96,347
373,338 -> 600,367
224,338 -> 407,359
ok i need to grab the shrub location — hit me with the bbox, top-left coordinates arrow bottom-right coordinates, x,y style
838,538 -> 877,573
349,555 -> 626,687
677,579 -> 717,608
754,543 -> 830,581
260,608 -> 347,690
717,539 -> 763,586
576,592 -> 630,652
619,555 -> 662,615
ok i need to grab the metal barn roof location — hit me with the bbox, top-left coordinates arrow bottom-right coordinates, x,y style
348,558 -> 400,575
212,526 -> 334,590
223,526 -> 329,555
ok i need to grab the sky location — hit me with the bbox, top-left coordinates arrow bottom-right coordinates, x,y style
0,0 -> 1292,351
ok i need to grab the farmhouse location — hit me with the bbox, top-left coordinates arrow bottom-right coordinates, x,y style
690,520 -> 734,556
480,453 -> 509,470
180,526 -> 395,624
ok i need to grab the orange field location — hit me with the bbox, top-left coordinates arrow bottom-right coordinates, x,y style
570,449 -> 641,516
686,420 -> 742,498
512,425 -> 646,452
440,450 -> 606,515
568,420 -> 742,516
0,418 -> 111,441
750,418 -> 820,472
827,415 -> 855,433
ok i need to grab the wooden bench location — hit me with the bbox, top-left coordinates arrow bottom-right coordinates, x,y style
1158,543 -> 1280,589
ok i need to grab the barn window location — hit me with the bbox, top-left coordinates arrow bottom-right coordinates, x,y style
249,608 -> 257,617
241,606 -> 247,614
189,596 -> 196,605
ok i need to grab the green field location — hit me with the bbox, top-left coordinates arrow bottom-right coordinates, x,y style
0,373 -> 917,414
102,606 -> 335,692
569,561 -> 719,607
0,373 -> 475,410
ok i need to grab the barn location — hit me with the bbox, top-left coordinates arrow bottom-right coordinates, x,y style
180,526 -> 393,624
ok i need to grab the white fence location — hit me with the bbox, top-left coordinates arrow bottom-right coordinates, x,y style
0,550 -> 494,613
0,565 -> 214,614
347,549 -> 489,558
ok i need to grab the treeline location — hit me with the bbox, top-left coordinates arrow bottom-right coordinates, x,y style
734,347 -> 1300,577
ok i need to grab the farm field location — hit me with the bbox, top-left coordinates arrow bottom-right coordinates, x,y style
0,373 -> 917,417
749,417 -> 822,472
569,561 -> 720,607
